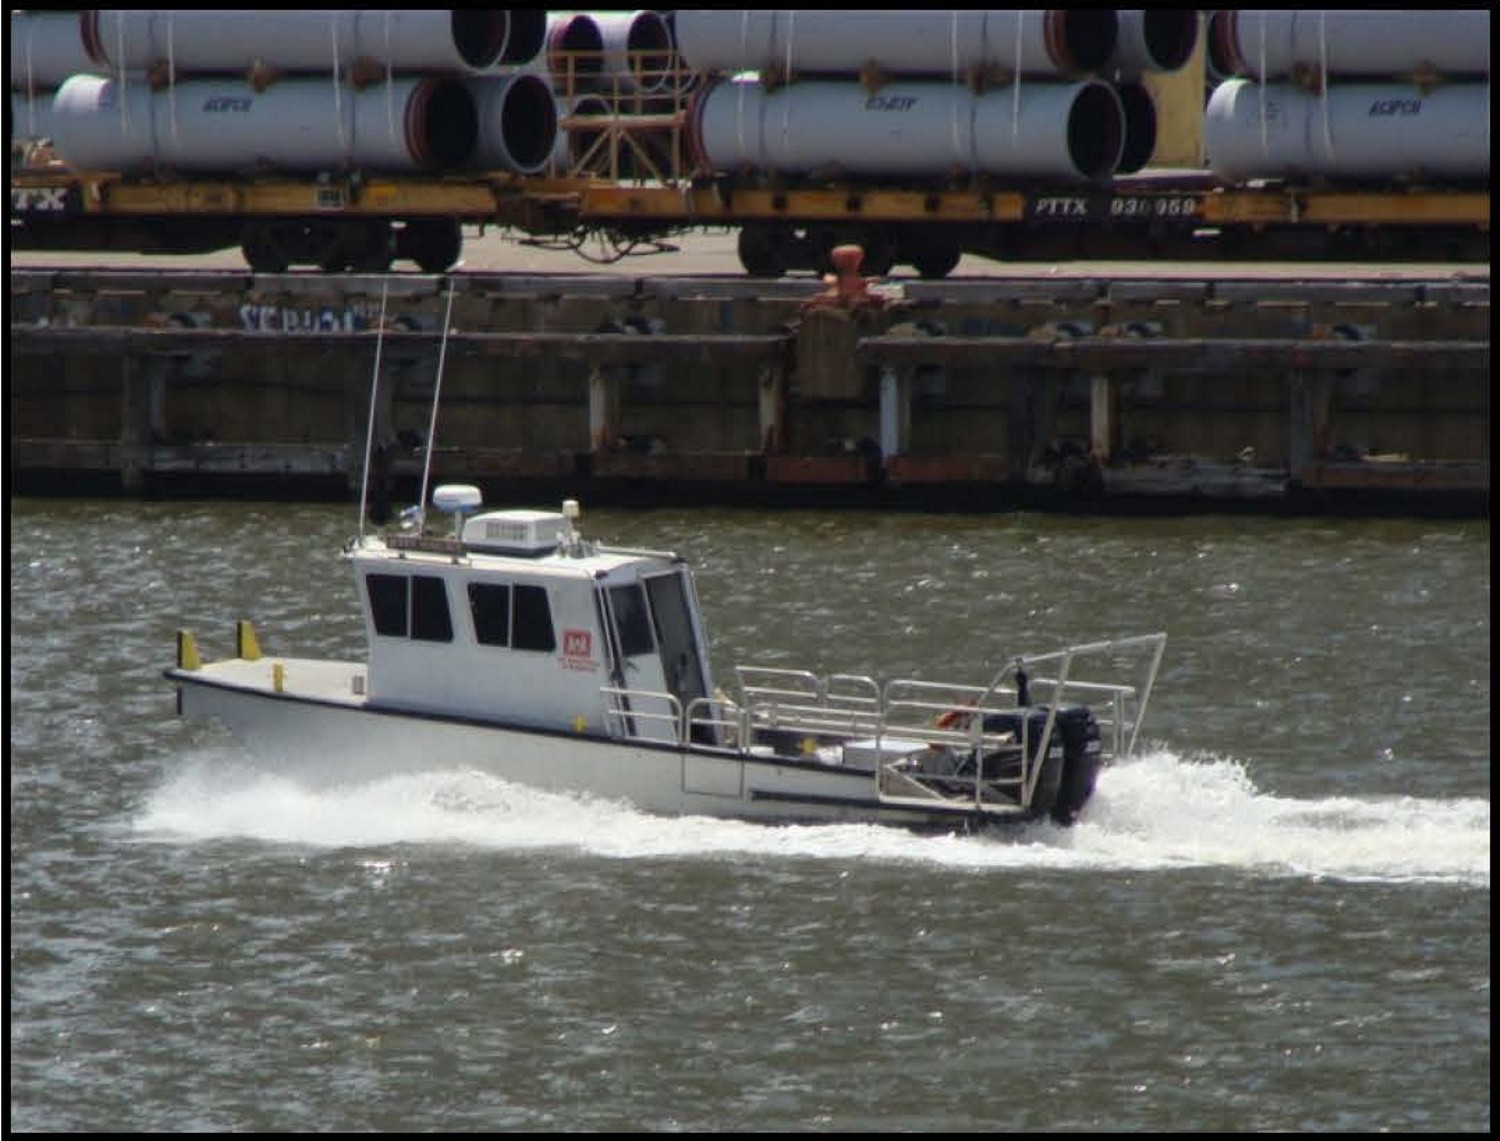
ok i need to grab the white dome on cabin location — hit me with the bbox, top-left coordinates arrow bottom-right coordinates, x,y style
432,484 -> 483,514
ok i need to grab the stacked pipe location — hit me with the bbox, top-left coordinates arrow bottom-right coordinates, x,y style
521,11 -> 678,99
501,11 -> 681,180
1100,10 -> 1201,174
1204,10 -> 1490,182
678,9 -> 1158,183
22,10 -> 560,175
10,11 -> 105,151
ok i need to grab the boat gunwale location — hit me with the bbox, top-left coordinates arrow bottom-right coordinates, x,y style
162,663 -> 980,787
164,665 -> 1028,826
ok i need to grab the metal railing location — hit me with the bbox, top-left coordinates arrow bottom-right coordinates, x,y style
599,634 -> 1167,816
601,684 -> 681,743
984,633 -> 1168,759
735,666 -> 883,739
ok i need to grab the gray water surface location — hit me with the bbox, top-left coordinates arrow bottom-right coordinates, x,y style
9,500 -> 1489,1130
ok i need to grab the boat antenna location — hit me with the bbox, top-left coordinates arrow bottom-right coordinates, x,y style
356,278 -> 390,541
415,278 -> 457,533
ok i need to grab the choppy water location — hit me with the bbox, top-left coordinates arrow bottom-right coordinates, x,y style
9,499 -> 1489,1131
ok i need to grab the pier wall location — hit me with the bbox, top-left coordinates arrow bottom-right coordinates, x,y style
8,269 -> 1489,513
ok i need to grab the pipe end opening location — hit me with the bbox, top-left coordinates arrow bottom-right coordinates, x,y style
451,11 -> 509,70
1057,10 -> 1119,73
1067,82 -> 1124,180
1141,10 -> 1200,73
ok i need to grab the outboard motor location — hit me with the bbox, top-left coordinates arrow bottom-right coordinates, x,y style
1050,705 -> 1104,825
980,705 -> 1102,824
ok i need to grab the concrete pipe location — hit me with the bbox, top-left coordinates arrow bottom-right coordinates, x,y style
1207,10 -> 1491,83
593,11 -> 676,95
675,9 -> 1118,78
1204,77 -> 1489,182
49,73 -> 479,173
691,76 -> 1123,181
82,10 -> 518,77
518,13 -> 604,91
11,89 -> 60,144
10,11 -> 103,92
1113,80 -> 1157,174
494,11 -> 548,67
466,73 -> 557,173
1105,10 -> 1199,75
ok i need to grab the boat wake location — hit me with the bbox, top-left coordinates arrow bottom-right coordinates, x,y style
137,747 -> 1489,886
1068,750 -> 1489,885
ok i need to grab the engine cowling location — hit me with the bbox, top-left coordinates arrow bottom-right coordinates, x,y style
981,705 -> 1102,825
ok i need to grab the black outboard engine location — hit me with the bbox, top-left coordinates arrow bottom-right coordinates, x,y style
980,705 -> 1103,825
1050,705 -> 1104,825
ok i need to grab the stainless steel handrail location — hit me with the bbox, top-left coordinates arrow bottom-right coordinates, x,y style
717,633 -> 1167,808
601,685 -> 681,742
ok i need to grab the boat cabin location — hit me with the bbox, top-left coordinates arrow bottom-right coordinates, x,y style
350,489 -> 716,743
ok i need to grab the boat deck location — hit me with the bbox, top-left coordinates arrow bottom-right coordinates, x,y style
186,655 -> 368,707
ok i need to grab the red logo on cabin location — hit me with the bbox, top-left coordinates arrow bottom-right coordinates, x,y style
563,629 -> 592,657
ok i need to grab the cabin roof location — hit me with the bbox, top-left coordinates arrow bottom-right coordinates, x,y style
352,538 -> 676,582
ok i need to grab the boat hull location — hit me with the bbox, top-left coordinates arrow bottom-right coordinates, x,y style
167,660 -> 1009,831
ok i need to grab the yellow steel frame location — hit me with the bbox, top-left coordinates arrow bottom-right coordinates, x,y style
11,169 -> 1488,231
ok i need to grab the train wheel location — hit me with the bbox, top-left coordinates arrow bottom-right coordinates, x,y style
736,227 -> 789,277
349,247 -> 394,274
857,232 -> 896,276
298,220 -> 351,273
909,241 -> 962,280
241,222 -> 290,274
398,219 -> 463,273
346,221 -> 395,273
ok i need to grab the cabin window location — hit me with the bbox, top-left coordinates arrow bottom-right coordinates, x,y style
609,583 -> 655,656
513,584 -> 556,651
410,575 -> 453,642
366,573 -> 409,637
467,581 -> 556,652
366,572 -> 453,642
468,582 -> 512,646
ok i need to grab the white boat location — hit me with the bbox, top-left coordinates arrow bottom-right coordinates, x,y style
166,485 -> 1167,832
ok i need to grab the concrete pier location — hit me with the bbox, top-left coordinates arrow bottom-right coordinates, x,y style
8,266 -> 1489,514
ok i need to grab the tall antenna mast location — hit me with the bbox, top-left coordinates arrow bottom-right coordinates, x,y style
356,279 -> 390,541
416,278 -> 458,532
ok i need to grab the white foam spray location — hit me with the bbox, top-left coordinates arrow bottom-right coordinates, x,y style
137,747 -> 1489,885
